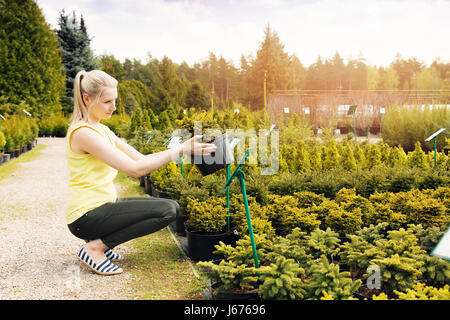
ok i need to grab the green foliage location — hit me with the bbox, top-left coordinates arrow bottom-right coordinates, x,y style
149,161 -> 180,189
266,194 -> 321,233
101,114 -> 131,137
213,233 -> 273,267
394,283 -> 450,300
418,255 -> 450,287
306,256 -> 361,300
305,228 -> 340,260
370,254 -> 423,295
38,114 -> 69,137
1,114 -> 39,150
259,257 -> 306,300
0,131 -> 5,150
56,10 -> 98,114
0,0 -> 65,117
408,141 -> 429,168
382,105 -> 449,152
324,207 -> 363,236
186,196 -> 228,233
267,229 -> 312,267
197,260 -> 259,293
293,191 -> 326,208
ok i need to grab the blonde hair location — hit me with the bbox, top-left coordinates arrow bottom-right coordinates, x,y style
70,70 -> 118,126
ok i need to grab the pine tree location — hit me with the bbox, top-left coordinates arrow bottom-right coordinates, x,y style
306,255 -> 361,299
364,143 -> 382,169
259,257 -> 306,300
322,140 -> 341,170
155,56 -> 187,113
408,141 -> 429,169
296,141 -> 311,172
186,80 -> 208,110
247,24 -> 292,108
157,110 -> 173,130
0,0 -> 65,117
353,143 -> 365,168
309,144 -> 322,171
340,144 -> 357,171
56,10 -> 97,115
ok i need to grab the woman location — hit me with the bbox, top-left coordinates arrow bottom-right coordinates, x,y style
66,70 -> 216,275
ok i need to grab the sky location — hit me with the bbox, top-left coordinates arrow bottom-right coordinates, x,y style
36,0 -> 450,68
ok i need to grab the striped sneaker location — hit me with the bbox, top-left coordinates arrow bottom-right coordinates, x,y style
104,248 -> 124,261
77,247 -> 123,275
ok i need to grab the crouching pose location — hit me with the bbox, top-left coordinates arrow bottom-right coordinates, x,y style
66,70 -> 216,275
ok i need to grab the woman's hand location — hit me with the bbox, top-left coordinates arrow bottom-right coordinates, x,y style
178,135 -> 216,156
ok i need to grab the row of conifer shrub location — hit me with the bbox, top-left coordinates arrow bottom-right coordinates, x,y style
0,114 -> 38,152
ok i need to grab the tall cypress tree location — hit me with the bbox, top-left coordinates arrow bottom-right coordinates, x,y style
56,10 -> 97,115
0,0 -> 65,117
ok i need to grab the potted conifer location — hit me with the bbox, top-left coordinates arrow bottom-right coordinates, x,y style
185,196 -> 230,261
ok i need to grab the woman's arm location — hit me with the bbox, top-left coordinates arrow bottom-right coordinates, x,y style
71,127 -> 215,179
113,134 -> 145,161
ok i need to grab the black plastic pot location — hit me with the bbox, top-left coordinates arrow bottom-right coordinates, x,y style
5,151 -> 14,159
139,176 -> 145,187
185,225 -> 230,261
192,132 -> 234,176
14,149 -> 20,158
175,214 -> 188,236
144,176 -> 153,195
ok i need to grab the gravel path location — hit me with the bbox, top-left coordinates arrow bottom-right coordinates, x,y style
0,138 -> 133,300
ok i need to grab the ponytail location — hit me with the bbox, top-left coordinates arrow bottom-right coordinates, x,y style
69,70 -> 118,127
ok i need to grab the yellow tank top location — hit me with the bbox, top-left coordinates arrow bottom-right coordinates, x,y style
65,121 -> 118,224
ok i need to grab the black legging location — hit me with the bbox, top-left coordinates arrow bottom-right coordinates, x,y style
68,197 -> 180,249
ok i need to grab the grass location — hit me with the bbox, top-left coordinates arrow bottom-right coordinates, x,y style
0,144 -> 47,182
114,171 -> 207,300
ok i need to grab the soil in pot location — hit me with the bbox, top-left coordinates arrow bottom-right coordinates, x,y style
353,284 -> 380,300
186,226 -> 230,261
210,283 -> 260,300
